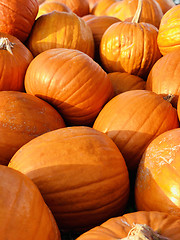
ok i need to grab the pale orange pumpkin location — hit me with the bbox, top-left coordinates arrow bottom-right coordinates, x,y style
155,0 -> 175,14
135,128 -> 180,217
0,0 -> 38,42
0,91 -> 65,166
27,11 -> 94,58
0,33 -> 33,91
0,165 -> 60,240
25,48 -> 113,126
9,126 -> 130,232
93,90 -> 179,171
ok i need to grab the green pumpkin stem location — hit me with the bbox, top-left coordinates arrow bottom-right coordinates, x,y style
132,0 -> 143,23
0,37 -> 14,54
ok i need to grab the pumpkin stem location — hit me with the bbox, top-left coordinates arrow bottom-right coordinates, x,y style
0,37 -> 14,54
121,224 -> 169,240
163,94 -> 175,103
132,0 -> 143,23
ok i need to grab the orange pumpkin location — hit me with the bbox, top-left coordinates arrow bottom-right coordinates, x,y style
76,211 -> 180,240
0,33 -> 33,91
36,1 -> 71,19
177,96 -> 180,121
93,90 -> 179,171
91,0 -> 117,16
9,126 -> 130,232
135,128 -> 180,217
82,14 -> 97,21
157,4 -> 180,56
25,48 -> 113,126
0,91 -> 65,165
0,0 -> 38,42
106,0 -> 163,29
146,49 -> 180,107
155,0 -> 175,14
27,11 -> 94,58
0,165 -> 60,240
107,72 -> 146,96
100,0 -> 162,78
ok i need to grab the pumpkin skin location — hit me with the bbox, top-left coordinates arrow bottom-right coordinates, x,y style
177,96 -> 180,121
0,33 -> 33,91
8,126 -> 130,232
76,211 -> 180,240
106,0 -> 163,29
157,4 -> 180,56
0,91 -> 65,166
146,49 -> 180,107
0,0 -> 38,42
155,0 -> 175,14
27,11 -> 94,58
91,0 -> 117,16
0,165 -> 61,240
135,128 -> 180,217
25,48 -> 113,126
100,21 -> 162,78
93,90 -> 179,171
107,72 -> 146,96
36,1 -> 72,19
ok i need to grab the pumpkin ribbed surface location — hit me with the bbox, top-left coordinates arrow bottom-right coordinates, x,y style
8,126 -> 130,232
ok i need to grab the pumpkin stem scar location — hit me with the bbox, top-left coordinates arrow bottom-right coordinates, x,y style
163,94 -> 175,103
120,224 -> 169,240
0,37 -> 15,55
132,0 -> 143,23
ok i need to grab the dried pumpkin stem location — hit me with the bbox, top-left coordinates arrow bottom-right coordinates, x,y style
132,0 -> 143,23
0,37 -> 14,54
163,94 -> 175,103
120,224 -> 169,240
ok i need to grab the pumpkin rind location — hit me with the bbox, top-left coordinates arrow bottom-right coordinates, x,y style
9,126 -> 130,232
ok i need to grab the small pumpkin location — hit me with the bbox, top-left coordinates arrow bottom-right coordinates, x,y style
9,126 -> 130,232
157,4 -> 180,56
27,11 -> 94,58
0,91 -> 65,165
0,165 -> 60,240
135,128 -> 180,217
25,48 -> 113,126
0,0 -> 38,42
93,90 -> 179,171
76,211 -> 180,240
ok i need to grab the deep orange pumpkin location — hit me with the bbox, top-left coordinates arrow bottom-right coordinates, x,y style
93,90 -> 179,171
0,91 -> 65,165
0,0 -> 39,42
0,33 -> 33,91
25,48 -> 113,126
135,128 -> 180,217
0,165 -> 60,240
76,211 -> 180,240
9,126 -> 130,232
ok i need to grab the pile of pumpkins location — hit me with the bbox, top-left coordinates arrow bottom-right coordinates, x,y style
0,0 -> 180,239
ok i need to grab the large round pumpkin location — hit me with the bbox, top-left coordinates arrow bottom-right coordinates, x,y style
27,11 -> 94,58
0,165 -> 60,240
0,33 -> 33,91
0,0 -> 38,42
157,4 -> 180,56
0,91 -> 65,165
76,211 -> 180,240
135,128 -> 180,217
8,126 -> 130,232
25,48 -> 113,126
93,90 -> 179,171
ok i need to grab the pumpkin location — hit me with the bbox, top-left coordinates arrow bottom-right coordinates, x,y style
0,91 -> 65,166
24,48 -> 113,126
106,0 -> 163,29
93,90 -> 179,172
8,126 -> 130,232
0,165 -> 60,240
45,0 -> 89,17
82,14 -> 97,21
107,72 -> 146,96
36,1 -> 71,19
157,4 -> 180,56
146,49 -> 180,107
0,0 -> 38,42
135,128 -> 180,217
100,0 -> 162,78
177,96 -> 180,121
0,33 -> 33,91
91,0 -> 117,16
76,211 -> 180,240
155,0 -> 175,14
87,0 -> 100,11
27,11 -> 94,58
